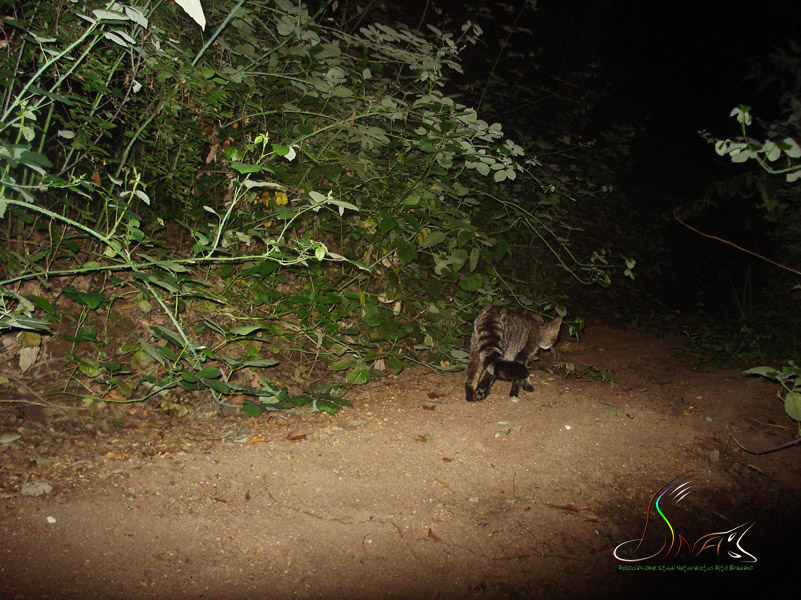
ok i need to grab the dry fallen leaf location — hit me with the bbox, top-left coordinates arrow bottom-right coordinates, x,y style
20,480 -> 53,497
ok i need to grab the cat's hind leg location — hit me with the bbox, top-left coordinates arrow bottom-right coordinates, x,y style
466,351 -> 495,402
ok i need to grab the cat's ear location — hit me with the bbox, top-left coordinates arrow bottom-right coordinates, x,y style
552,315 -> 563,327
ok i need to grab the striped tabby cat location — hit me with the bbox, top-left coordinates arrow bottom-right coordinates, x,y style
465,305 -> 562,402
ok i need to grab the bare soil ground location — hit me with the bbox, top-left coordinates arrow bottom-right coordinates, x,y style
1,321 -> 799,599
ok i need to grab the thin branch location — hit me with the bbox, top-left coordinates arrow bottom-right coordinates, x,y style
676,215 -> 801,277
727,427 -> 801,455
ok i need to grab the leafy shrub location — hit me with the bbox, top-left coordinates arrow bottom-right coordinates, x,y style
0,0 -> 619,413
744,363 -> 801,424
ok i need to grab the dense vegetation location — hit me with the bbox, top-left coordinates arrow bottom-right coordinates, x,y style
0,0 -> 798,421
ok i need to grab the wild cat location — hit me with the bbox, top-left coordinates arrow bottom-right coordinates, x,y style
465,305 -> 562,402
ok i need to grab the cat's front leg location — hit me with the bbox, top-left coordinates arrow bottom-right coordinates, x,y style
511,350 -> 534,395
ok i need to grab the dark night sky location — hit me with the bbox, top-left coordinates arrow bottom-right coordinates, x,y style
536,0 -> 801,180
407,0 -> 800,129
600,1 -> 799,128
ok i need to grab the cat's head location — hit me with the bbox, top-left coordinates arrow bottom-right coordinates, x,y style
538,316 -> 562,350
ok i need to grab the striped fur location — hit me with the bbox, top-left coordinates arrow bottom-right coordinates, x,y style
465,305 -> 562,402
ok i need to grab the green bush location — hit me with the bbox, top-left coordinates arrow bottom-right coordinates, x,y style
0,0 -> 619,413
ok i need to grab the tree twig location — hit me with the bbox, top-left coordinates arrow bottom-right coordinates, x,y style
676,215 -> 801,277
727,427 -> 801,455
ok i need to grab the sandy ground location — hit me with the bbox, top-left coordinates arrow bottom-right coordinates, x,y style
1,321 -> 799,599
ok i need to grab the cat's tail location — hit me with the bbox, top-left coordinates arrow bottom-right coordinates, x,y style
493,359 -> 529,381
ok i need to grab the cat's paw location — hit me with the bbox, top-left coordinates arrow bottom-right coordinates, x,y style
466,385 -> 485,402
522,380 -> 534,392
467,386 -> 488,402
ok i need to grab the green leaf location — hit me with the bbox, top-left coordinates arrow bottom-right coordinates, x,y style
250,358 -> 279,368
229,325 -> 264,336
203,320 -> 226,335
329,358 -> 357,372
201,378 -> 230,393
197,366 -> 221,379
231,163 -> 263,174
63,330 -> 98,343
469,247 -> 480,272
137,273 -> 180,294
459,273 -> 483,291
387,354 -> 404,374
223,358 -> 279,369
276,15 -> 296,36
19,149 -> 53,168
139,341 -> 167,367
276,206 -> 295,220
242,401 -> 266,417
315,399 -> 341,415
784,391 -> 801,421
495,239 -> 509,261
150,325 -> 185,349
159,346 -> 177,361
450,248 -> 468,270
378,318 -> 407,341
329,395 -> 353,408
392,239 -> 417,265
420,231 -> 447,248
361,304 -> 385,327
379,216 -> 399,235
61,286 -> 107,310
743,366 -> 779,379
346,362 -> 371,384
77,357 -> 101,377
242,261 -> 279,278
153,261 -> 190,274
0,315 -> 51,332
28,295 -> 55,316
781,362 -> 801,377
93,8 -> 127,20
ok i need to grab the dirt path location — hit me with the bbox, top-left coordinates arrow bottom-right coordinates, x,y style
2,322 -> 799,599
